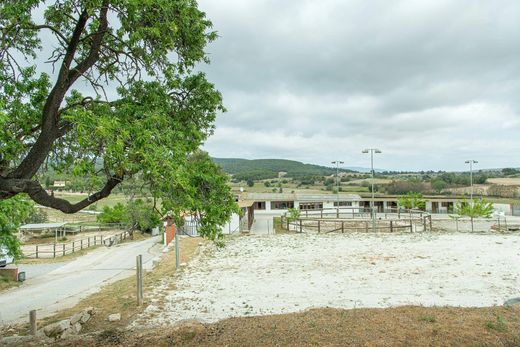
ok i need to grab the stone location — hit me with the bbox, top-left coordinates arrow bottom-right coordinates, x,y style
108,313 -> 121,322
43,319 -> 70,338
504,297 -> 520,306
84,306 -> 95,315
79,312 -> 91,324
73,322 -> 82,333
70,312 -> 83,325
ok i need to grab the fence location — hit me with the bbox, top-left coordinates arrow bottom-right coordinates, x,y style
22,230 -> 132,259
281,207 -> 432,233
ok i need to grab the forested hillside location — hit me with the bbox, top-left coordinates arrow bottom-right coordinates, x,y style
212,158 -> 352,180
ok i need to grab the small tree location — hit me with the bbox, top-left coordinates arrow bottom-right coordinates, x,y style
246,179 -> 254,187
287,208 -> 301,231
456,198 -> 494,232
0,196 -> 32,260
398,192 -> 426,210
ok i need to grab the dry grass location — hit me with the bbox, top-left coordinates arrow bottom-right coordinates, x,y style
53,306 -> 520,347
488,178 -> 520,186
17,237 -> 203,335
0,275 -> 21,292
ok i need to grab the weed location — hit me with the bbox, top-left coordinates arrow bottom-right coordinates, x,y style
419,315 -> 437,323
485,314 -> 507,333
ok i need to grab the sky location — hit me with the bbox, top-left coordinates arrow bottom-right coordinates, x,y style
196,0 -> 520,171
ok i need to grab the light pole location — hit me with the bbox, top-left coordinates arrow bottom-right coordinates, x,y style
465,160 -> 478,202
362,148 -> 382,231
331,161 -> 344,207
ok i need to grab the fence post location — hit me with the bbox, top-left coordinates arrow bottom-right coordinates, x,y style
390,220 -> 393,233
35,245 -> 38,259
299,219 -> 302,233
429,215 -> 432,231
53,243 -> 56,258
88,237 -> 90,248
336,208 -> 339,218
101,235 -> 103,245
72,241 -> 75,253
317,220 -> 321,233
365,221 -> 368,233
29,310 -> 37,335
62,243 -> 65,256
341,221 -> 344,233
81,239 -> 83,250
175,232 -> 180,270
410,222 -> 413,233
136,255 -> 143,306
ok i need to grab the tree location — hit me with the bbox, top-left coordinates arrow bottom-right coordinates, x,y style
246,179 -> 254,187
161,151 -> 239,241
0,1 -> 223,213
456,198 -> 494,232
0,196 -> 32,259
398,192 -> 426,210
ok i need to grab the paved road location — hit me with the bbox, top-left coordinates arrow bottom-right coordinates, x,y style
0,236 -> 162,324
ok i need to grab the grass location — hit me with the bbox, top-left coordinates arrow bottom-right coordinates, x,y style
0,275 -> 20,292
51,306 -> 520,347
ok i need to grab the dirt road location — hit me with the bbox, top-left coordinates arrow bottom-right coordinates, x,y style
0,236 -> 161,324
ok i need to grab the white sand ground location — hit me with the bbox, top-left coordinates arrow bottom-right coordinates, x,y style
136,232 -> 520,326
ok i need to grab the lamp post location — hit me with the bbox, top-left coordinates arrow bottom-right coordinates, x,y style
465,160 -> 478,202
331,161 -> 344,208
362,148 -> 382,231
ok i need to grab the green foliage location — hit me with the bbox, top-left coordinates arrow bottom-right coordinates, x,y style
0,0 -> 224,214
24,206 -> 48,224
214,158 -> 353,181
263,181 -> 271,187
398,192 -> 426,210
502,168 -> 519,176
456,198 -> 494,232
97,200 -> 159,232
387,180 -> 428,194
125,199 -> 160,232
97,203 -> 126,224
246,179 -> 254,187
287,208 -> 301,222
456,199 -> 493,219
431,179 -> 448,193
0,196 -> 32,259
161,151 -> 239,241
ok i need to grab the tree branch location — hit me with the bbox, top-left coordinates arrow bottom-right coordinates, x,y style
0,175 -> 123,213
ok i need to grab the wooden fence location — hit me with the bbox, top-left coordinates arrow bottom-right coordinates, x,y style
22,230 -> 132,259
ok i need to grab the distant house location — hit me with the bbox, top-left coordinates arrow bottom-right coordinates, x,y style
52,180 -> 69,188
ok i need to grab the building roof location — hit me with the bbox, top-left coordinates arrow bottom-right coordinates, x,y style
242,192 -> 361,202
238,200 -> 255,208
20,222 -> 68,230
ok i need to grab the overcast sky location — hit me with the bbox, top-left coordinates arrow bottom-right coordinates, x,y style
196,0 -> 520,171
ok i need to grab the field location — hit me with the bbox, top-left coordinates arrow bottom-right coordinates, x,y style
488,178 -> 520,186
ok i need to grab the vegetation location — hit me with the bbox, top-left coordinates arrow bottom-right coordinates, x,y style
398,192 -> 426,210
456,198 -> 494,232
0,0 -> 239,253
214,158 -> 352,181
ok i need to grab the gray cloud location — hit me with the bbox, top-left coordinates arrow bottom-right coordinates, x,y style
198,0 -> 520,171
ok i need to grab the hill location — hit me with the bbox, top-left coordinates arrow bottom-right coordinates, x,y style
212,158 -> 353,180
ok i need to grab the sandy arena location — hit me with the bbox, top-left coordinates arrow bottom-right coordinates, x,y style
136,232 -> 520,327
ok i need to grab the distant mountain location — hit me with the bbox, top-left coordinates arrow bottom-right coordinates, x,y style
212,158 -> 355,180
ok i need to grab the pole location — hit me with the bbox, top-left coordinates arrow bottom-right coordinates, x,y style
136,255 -> 143,306
470,160 -> 473,202
175,231 -> 180,270
371,150 -> 376,231
29,310 -> 37,335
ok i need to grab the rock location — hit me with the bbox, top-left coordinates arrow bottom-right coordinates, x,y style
43,319 -> 71,338
504,297 -> 520,306
108,313 -> 121,322
73,322 -> 82,333
84,306 -> 95,315
80,312 -> 91,324
70,312 -> 83,325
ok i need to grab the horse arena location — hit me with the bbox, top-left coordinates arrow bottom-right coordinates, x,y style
280,207 -> 433,233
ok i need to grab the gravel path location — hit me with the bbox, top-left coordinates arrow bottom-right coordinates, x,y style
136,232 -> 520,327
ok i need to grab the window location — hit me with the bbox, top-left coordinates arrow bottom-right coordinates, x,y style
333,201 -> 352,207
253,201 -> 266,210
299,202 -> 323,210
271,201 -> 295,210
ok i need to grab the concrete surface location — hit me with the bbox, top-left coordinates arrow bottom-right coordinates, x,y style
0,236 -> 161,324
